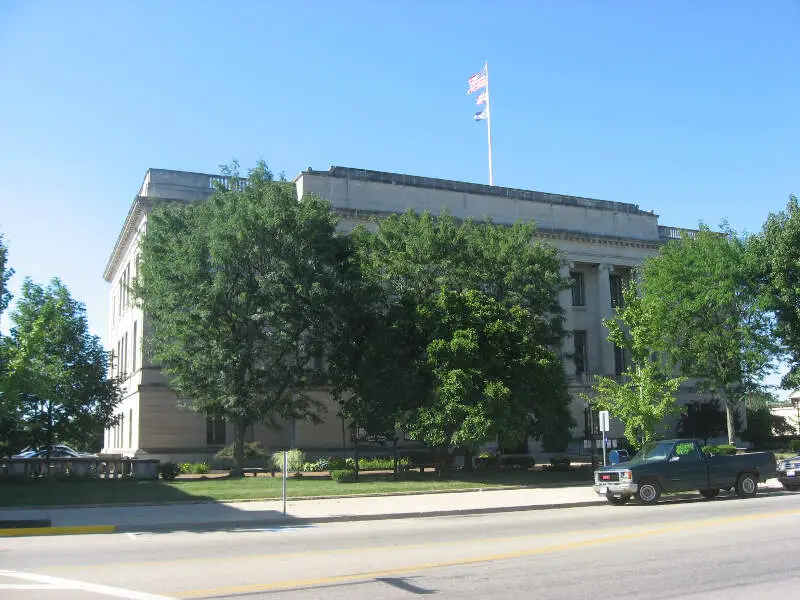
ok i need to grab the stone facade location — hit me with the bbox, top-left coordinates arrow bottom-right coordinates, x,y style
103,167 -> 699,460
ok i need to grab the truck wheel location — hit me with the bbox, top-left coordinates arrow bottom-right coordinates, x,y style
699,489 -> 719,499
606,493 -> 630,505
735,473 -> 758,498
636,480 -> 661,505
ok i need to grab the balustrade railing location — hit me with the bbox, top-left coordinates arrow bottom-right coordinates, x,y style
0,457 -> 160,480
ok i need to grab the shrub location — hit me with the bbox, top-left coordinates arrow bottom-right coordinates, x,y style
791,439 -> 800,453
330,469 -> 357,483
327,457 -> 348,470
358,457 -> 409,471
214,442 -> 269,461
500,456 -> 535,470
702,444 -> 738,456
159,462 -> 181,480
475,452 -> 500,470
192,462 -> 210,474
550,456 -> 572,471
271,449 -> 306,473
178,463 -> 194,474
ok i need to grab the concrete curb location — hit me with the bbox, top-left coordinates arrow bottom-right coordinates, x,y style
0,519 -> 51,528
0,499 -> 603,537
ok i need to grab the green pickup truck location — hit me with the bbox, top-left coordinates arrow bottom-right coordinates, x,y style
593,439 -> 776,505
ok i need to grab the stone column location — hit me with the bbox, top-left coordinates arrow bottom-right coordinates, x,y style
597,263 -> 616,376
558,264 -> 576,379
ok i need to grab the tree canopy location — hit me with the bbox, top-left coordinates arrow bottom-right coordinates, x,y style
589,282 -> 686,449
637,226 -> 774,444
3,278 -> 121,455
136,162 -> 362,473
329,210 -> 574,470
751,195 -> 800,389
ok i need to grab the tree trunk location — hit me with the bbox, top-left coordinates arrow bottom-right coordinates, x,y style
231,417 -> 246,478
392,438 -> 399,480
45,399 -> 54,478
353,437 -> 360,482
462,449 -> 474,473
438,447 -> 453,478
724,399 -> 736,446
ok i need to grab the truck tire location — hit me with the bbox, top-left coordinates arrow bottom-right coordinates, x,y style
735,473 -> 758,499
636,480 -> 661,505
606,493 -> 630,505
699,489 -> 719,499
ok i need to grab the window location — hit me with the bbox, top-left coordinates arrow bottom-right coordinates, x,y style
132,321 -> 138,372
610,274 -> 625,308
206,417 -> 226,445
573,330 -> 587,377
570,271 -> 585,306
122,332 -> 128,377
614,345 -> 625,377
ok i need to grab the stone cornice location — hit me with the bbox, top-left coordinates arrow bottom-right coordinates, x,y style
104,196 -> 149,282
333,207 -> 662,250
301,166 -> 656,217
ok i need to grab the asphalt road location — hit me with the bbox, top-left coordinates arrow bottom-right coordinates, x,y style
2,490 -> 799,599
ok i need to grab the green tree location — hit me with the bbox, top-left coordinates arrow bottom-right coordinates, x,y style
136,162 -> 361,475
410,289 -> 571,472
638,226 -> 774,444
588,283 -> 686,449
330,210 -> 573,470
751,196 -> 800,389
0,232 -> 11,318
677,399 -> 731,445
5,278 -> 121,454
741,392 -> 791,446
0,233 -> 18,457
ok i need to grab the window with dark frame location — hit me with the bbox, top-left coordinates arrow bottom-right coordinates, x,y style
573,330 -> 587,377
614,345 -> 626,377
570,271 -> 585,306
610,274 -> 625,308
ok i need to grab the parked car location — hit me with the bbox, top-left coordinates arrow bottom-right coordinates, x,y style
777,453 -> 800,491
12,444 -> 95,458
593,439 -> 776,505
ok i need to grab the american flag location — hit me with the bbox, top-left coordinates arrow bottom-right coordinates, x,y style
473,110 -> 487,121
476,90 -> 488,105
467,68 -> 487,94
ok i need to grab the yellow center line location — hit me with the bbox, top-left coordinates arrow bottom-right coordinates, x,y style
173,508 -> 800,598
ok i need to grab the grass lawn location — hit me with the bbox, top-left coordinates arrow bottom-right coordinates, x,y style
0,467 -> 593,508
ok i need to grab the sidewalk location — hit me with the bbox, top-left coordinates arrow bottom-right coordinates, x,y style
0,479 -> 785,537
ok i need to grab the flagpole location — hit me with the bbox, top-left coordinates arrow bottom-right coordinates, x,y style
484,61 -> 494,186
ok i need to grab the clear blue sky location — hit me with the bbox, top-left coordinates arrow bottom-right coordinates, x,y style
1,2 -> 798,354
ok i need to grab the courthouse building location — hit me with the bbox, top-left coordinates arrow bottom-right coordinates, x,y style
103,166 -> 699,461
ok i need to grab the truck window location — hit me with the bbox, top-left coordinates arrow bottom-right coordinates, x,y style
672,441 -> 701,461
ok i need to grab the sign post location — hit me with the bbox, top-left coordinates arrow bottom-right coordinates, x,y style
598,410 -> 610,466
282,451 -> 288,515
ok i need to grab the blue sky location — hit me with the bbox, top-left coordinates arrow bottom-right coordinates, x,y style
1,1 -> 798,384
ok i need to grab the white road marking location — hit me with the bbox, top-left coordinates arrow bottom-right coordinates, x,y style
0,569 -> 174,599
0,584 -> 61,590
